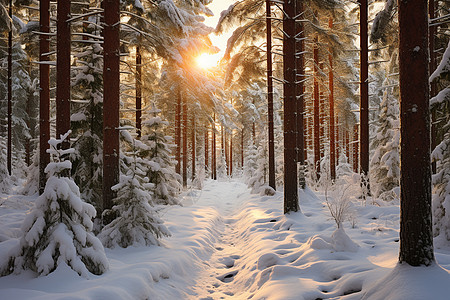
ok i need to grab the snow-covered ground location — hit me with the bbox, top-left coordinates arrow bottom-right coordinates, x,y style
1,179 -> 450,299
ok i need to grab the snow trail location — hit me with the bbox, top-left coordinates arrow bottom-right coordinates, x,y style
185,180 -> 254,299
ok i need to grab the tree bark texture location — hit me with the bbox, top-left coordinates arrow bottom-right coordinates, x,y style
39,0 -> 50,194
283,0 -> 299,214
267,0 -> 276,189
175,88 -> 181,174
212,115 -> 217,180
192,116 -> 196,180
205,127 -> 209,171
7,0 -> 12,175
398,0 -> 434,266
359,0 -> 369,176
313,36 -> 321,179
182,95 -> 187,187
328,18 -> 336,180
103,0 -> 120,211
56,0 -> 71,150
136,44 -> 142,138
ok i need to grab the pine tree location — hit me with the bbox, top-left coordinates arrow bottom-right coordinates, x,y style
99,130 -> 171,248
71,20 -> 104,211
430,41 -> 450,246
370,79 -> 400,201
141,104 -> 181,205
0,143 -> 10,193
4,132 -> 109,277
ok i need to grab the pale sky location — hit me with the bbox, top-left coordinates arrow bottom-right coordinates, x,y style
204,0 -> 237,58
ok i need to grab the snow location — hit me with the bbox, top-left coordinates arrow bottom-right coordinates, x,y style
1,179 -> 450,299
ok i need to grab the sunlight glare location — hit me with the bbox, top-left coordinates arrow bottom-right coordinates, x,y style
196,53 -> 220,69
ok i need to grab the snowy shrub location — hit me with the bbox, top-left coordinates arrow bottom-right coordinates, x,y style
0,143 -> 11,194
21,148 -> 39,195
4,132 -> 109,277
217,149 -> 228,180
99,134 -> 171,248
324,184 -> 356,229
243,137 -> 258,184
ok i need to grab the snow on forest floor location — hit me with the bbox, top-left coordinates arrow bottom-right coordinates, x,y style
1,179 -> 450,299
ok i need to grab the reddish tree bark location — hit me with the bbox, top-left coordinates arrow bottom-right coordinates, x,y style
283,0 -> 298,213
7,0 -> 12,175
175,88 -> 181,174
429,0 -> 437,174
313,36 -> 320,179
230,130 -> 233,176
212,115 -> 217,180
205,127 -> 209,171
39,0 -> 50,194
398,0 -> 434,266
241,129 -> 244,168
359,0 -> 369,177
328,18 -> 336,180
267,0 -> 276,189
136,44 -> 142,138
191,115 -> 196,180
103,0 -> 120,211
182,95 -> 187,187
296,0 -> 306,188
353,124 -> 359,173
56,0 -> 71,150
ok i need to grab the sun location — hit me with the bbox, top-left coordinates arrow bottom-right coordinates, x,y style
195,53 -> 220,69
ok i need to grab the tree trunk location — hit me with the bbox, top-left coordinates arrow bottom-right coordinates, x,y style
360,0 -> 369,177
56,0 -> 71,151
205,127 -> 208,171
283,0 -> 298,214
296,0 -> 305,188
230,130 -> 233,176
267,0 -> 276,189
136,43 -> 142,138
191,115 -> 196,180
353,124 -> 359,173
182,95 -> 187,187
429,0 -> 437,174
39,0 -> 50,194
212,114 -> 217,180
398,0 -> 434,266
103,0 -> 120,211
175,88 -> 181,174
313,36 -> 321,179
241,129 -> 244,169
328,18 -> 336,181
7,0 -> 12,175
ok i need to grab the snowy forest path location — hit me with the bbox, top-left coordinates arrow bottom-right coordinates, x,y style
185,179 -> 252,300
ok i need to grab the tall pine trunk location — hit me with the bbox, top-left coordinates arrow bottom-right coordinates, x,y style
313,36 -> 320,180
136,44 -> 142,138
296,0 -> 305,188
398,0 -> 434,266
283,0 -> 298,213
266,0 -> 276,189
175,88 -> 181,175
359,0 -> 369,177
56,0 -> 71,150
39,0 -> 50,194
103,0 -> 120,212
182,95 -> 187,187
191,116 -> 196,180
7,0 -> 12,175
328,18 -> 336,180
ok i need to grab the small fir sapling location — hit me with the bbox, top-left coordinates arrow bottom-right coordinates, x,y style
99,130 -> 171,248
243,136 -> 258,184
141,104 -> 181,205
217,149 -> 228,180
3,131 -> 109,277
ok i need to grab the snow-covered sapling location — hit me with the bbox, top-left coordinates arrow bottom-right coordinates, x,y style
99,131 -> 171,248
3,131 -> 109,277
